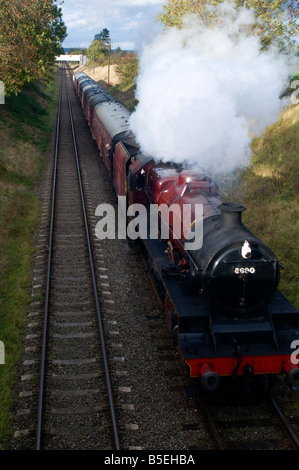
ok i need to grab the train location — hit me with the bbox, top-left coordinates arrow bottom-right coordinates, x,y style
72,70 -> 299,393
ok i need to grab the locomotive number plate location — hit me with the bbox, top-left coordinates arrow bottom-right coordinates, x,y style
234,267 -> 256,274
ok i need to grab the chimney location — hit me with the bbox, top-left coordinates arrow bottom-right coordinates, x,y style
219,202 -> 246,229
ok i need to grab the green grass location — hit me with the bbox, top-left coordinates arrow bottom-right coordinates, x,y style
223,102 -> 299,308
97,80 -> 138,111
0,71 -> 59,448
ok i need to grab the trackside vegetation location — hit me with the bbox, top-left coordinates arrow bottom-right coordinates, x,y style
0,72 -> 59,449
0,0 -> 66,95
223,99 -> 299,309
158,0 -> 299,50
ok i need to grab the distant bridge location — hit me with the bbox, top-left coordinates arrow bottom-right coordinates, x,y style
56,54 -> 87,65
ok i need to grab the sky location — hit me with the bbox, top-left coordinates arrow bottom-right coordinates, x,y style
59,0 -> 165,51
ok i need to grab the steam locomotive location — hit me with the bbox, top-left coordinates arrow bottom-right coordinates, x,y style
73,70 -> 299,392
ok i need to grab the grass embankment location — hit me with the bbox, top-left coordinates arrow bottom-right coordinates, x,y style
0,74 -> 59,448
97,80 -> 138,111
225,101 -> 299,309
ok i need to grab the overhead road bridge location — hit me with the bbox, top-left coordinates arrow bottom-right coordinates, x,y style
56,55 -> 87,65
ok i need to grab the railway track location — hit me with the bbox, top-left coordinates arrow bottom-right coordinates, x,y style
12,65 -> 121,450
36,65 -> 120,449
192,385 -> 299,450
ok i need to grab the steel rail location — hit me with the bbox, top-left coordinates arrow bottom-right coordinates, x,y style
64,68 -> 121,450
195,392 -> 226,450
35,68 -> 62,450
268,394 -> 299,450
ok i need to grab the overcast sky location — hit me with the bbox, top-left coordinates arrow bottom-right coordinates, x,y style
60,0 -> 165,50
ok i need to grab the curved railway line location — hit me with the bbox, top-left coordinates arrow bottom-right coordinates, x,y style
7,64 -> 299,452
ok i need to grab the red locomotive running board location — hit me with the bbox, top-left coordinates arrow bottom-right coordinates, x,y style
185,355 -> 294,377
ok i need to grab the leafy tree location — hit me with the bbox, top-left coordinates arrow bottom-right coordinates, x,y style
95,28 -> 111,56
236,0 -> 299,50
0,0 -> 67,95
158,0 -> 217,29
94,28 -> 110,43
158,0 -> 299,49
112,47 -> 126,64
87,28 -> 111,65
87,40 -> 107,64
69,48 -> 87,55
116,53 -> 138,91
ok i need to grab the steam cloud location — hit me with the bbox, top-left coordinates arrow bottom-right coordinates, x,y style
129,1 -> 290,175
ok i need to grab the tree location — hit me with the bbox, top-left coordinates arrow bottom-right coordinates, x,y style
116,53 -> 138,91
87,40 -> 107,63
69,48 -> 87,55
157,0 -> 216,29
87,28 -> 111,65
94,28 -> 110,43
236,0 -> 299,50
0,0 -> 67,95
94,28 -> 111,56
112,47 -> 126,63
157,0 -> 299,49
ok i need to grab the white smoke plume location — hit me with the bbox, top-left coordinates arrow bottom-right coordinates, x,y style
129,1 -> 290,176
